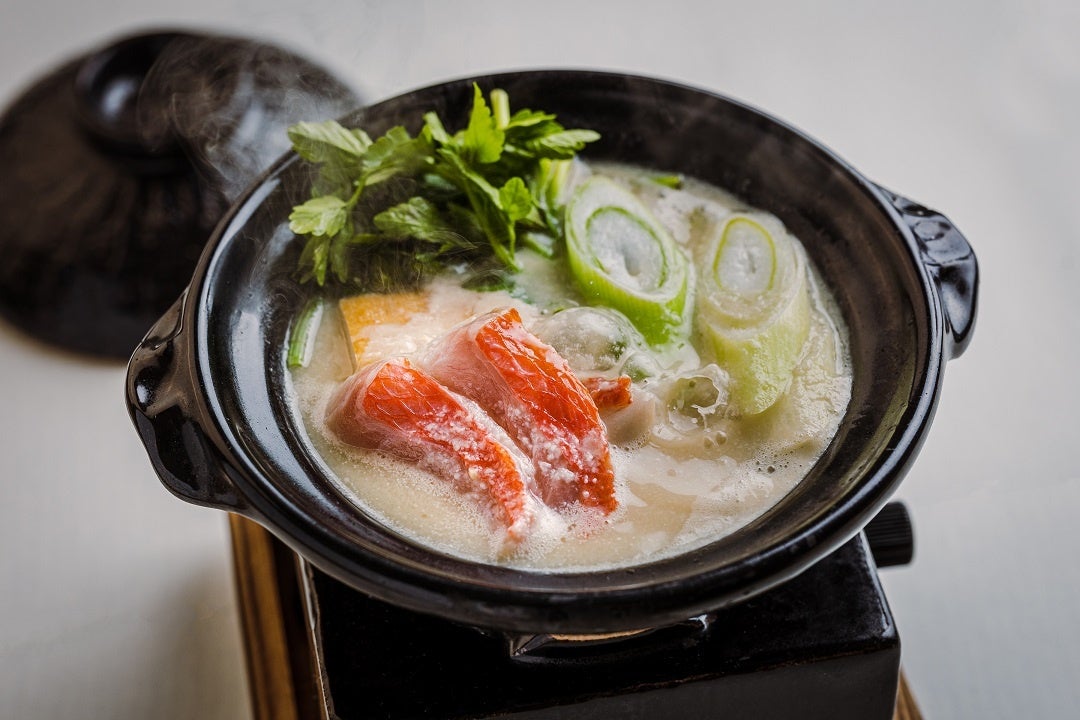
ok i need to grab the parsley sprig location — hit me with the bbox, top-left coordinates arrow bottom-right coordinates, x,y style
286,85 -> 600,289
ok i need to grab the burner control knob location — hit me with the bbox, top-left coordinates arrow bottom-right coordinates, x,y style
864,501 -> 914,567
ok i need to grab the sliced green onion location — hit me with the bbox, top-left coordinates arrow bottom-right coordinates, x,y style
696,214 -> 811,415
287,298 -> 325,368
565,176 -> 692,345
651,173 -> 684,189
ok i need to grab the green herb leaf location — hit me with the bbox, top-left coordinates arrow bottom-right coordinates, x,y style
297,235 -> 331,285
504,108 -> 558,130
531,158 -> 572,235
499,177 -> 533,223
288,120 -> 372,164
287,87 -> 600,288
446,203 -> 485,244
462,84 -> 504,164
436,149 -> 519,269
289,196 -> 349,237
329,235 -> 353,283
361,126 -> 434,186
503,122 -> 565,154
374,197 -> 462,244
525,129 -> 602,159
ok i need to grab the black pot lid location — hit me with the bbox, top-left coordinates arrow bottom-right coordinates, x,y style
0,30 -> 359,359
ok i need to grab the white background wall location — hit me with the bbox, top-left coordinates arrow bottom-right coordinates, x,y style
1,1 -> 1078,718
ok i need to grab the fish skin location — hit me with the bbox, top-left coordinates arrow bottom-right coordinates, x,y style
582,375 -> 634,412
325,357 -> 533,542
426,308 -> 617,513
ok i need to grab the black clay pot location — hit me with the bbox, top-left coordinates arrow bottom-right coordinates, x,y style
126,71 -> 977,634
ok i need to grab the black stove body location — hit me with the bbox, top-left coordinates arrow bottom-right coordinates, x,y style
306,507 -> 910,720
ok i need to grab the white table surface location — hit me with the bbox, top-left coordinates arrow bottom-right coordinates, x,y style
1,2 -> 1078,718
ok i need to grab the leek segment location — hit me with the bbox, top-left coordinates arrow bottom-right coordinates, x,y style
696,215 -> 811,415
287,298 -> 325,369
565,177 -> 692,345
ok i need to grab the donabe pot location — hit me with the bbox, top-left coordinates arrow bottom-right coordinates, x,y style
126,71 -> 977,634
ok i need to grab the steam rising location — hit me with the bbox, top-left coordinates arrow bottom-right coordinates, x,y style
137,34 -> 360,200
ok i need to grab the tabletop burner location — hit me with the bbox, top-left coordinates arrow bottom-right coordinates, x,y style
230,504 -> 920,720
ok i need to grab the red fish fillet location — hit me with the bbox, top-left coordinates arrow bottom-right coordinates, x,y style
425,308 -> 617,513
582,375 -> 634,412
324,358 -> 532,541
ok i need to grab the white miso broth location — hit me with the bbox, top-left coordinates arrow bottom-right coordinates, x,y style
287,163 -> 851,571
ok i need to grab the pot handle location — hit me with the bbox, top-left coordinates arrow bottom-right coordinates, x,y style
877,187 -> 979,359
126,292 -> 247,511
